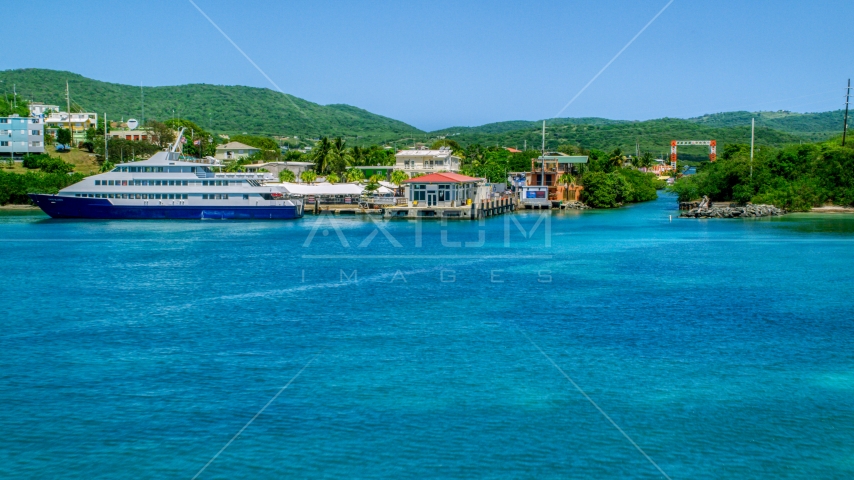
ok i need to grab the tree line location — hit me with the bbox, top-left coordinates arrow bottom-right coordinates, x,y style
668,138 -> 854,211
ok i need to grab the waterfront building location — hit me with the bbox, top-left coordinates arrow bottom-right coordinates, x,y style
0,114 -> 45,156
395,147 -> 461,176
520,152 -> 588,206
44,111 -> 98,145
215,141 -> 260,160
383,172 -> 513,219
403,172 -> 481,207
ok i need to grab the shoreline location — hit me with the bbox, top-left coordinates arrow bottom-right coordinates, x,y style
807,206 -> 854,214
0,204 -> 40,210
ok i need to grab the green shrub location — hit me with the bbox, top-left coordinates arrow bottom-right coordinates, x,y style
669,140 -> 854,209
581,168 -> 661,208
0,171 -> 85,205
20,154 -> 73,174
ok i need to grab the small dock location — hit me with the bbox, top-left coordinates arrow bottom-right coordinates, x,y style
383,197 -> 517,219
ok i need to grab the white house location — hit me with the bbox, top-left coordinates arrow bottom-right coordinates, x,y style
395,146 -> 461,176
28,103 -> 60,116
245,161 -> 314,179
215,141 -> 260,161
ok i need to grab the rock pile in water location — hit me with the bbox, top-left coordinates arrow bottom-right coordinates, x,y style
562,201 -> 591,210
681,203 -> 785,218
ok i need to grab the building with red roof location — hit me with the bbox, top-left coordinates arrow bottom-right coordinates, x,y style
385,170 -> 516,220
402,172 -> 480,184
400,171 -> 484,210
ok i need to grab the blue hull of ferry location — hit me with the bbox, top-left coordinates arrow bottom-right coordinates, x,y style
28,194 -> 303,220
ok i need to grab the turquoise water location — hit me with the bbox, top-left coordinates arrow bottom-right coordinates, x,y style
1,193 -> 854,479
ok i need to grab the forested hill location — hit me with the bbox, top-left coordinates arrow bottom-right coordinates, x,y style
431,117 -> 628,136
687,110 -> 844,140
432,118 -> 812,158
0,68 -> 422,142
0,68 -> 844,153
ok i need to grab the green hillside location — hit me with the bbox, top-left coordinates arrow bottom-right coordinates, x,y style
431,117 -> 627,136
0,68 -> 422,142
687,110 -> 844,141
0,68 -> 844,155
430,118 -> 810,159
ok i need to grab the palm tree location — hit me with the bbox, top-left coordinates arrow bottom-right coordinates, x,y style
345,168 -> 365,183
328,137 -> 352,173
639,151 -> 654,169
310,137 -> 333,174
557,173 -> 576,187
225,162 -> 246,173
300,170 -> 317,184
350,145 -> 367,167
464,144 -> 486,169
609,148 -> 624,170
326,173 -> 340,184
279,169 -> 296,183
390,169 -> 408,193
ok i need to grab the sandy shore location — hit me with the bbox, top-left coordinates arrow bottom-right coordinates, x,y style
0,204 -> 40,210
809,206 -> 854,214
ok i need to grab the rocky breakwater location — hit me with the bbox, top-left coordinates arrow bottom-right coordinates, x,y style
681,203 -> 785,218
562,201 -> 591,210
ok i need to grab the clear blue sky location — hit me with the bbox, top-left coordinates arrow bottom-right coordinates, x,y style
5,0 -> 852,131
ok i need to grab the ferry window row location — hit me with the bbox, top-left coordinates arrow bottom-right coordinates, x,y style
112,166 -> 213,173
201,194 -> 230,200
93,179 -> 242,186
114,166 -> 167,173
95,180 -> 190,186
76,193 -> 189,199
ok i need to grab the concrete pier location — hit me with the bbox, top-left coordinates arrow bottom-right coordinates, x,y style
383,197 -> 517,219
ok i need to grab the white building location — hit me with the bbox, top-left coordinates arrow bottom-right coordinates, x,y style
394,147 -> 461,176
28,103 -> 60,116
215,141 -> 260,161
245,161 -> 314,179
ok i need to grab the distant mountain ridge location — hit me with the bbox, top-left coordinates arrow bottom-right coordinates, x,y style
0,68 -> 844,152
432,111 -> 843,141
686,110 -> 844,138
0,68 -> 422,142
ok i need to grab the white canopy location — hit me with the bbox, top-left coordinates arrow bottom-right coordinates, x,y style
280,183 -> 364,196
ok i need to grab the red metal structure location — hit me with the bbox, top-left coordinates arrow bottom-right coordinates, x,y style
670,140 -> 717,168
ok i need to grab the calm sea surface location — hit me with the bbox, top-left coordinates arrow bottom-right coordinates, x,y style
1,193 -> 853,479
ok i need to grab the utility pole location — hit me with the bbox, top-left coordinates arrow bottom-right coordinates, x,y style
541,120 -> 546,186
65,81 -> 72,146
750,117 -> 755,179
12,84 -> 16,109
105,113 -> 108,163
843,79 -> 850,147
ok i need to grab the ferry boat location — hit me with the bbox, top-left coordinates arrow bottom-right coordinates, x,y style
28,129 -> 303,220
